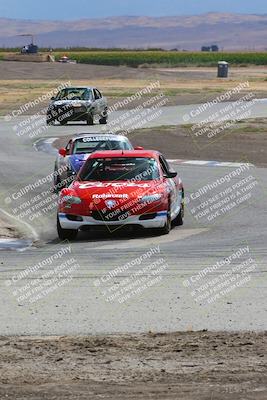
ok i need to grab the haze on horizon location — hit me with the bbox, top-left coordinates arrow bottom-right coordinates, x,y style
0,0 -> 266,20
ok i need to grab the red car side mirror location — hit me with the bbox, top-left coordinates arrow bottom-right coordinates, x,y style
134,146 -> 144,150
58,148 -> 67,157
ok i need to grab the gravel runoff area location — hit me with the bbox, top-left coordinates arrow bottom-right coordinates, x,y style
0,332 -> 267,399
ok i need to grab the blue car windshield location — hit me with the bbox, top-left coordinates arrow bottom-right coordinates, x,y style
73,138 -> 132,154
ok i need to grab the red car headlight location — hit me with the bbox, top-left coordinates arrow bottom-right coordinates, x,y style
139,193 -> 163,204
60,195 -> 82,206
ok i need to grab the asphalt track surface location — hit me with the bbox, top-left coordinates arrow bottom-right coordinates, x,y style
0,101 -> 267,335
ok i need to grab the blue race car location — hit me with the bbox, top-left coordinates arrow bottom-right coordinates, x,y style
53,133 -> 140,191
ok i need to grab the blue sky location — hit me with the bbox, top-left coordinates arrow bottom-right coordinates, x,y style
0,0 -> 266,20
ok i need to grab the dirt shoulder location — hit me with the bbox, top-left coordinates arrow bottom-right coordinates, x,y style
53,118 -> 267,168
0,331 -> 267,400
128,119 -> 267,167
0,214 -> 20,239
1,61 -> 267,81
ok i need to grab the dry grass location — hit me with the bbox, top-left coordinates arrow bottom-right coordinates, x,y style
0,65 -> 267,115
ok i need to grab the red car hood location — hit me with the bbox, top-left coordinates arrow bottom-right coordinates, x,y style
74,180 -> 164,198
60,180 -> 167,216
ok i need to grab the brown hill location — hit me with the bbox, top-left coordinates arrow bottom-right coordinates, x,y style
0,13 -> 267,50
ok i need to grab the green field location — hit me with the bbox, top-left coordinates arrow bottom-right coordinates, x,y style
1,50 -> 267,67
53,51 -> 267,67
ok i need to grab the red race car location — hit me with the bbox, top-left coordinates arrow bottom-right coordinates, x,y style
57,150 -> 184,240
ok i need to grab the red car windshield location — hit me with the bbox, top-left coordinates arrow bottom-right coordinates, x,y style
79,157 -> 160,181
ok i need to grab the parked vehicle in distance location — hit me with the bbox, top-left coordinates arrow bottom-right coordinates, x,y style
57,150 -> 184,240
46,87 -> 108,125
58,55 -> 77,64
